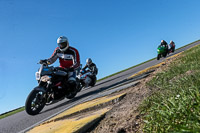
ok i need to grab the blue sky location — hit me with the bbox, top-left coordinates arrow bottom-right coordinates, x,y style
0,0 -> 200,114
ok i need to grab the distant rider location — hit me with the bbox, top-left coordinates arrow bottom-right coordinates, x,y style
81,58 -> 98,86
40,36 -> 80,91
160,40 -> 169,53
169,40 -> 175,52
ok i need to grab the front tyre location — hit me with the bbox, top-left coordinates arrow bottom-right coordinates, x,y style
163,52 -> 167,57
157,54 -> 161,60
25,89 -> 45,115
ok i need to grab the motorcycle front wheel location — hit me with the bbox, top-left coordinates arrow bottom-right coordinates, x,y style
157,54 -> 161,60
163,51 -> 167,57
25,89 -> 46,115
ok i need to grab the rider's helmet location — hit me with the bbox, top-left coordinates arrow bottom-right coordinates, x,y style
57,36 -> 69,52
170,40 -> 173,43
161,40 -> 164,43
86,58 -> 92,65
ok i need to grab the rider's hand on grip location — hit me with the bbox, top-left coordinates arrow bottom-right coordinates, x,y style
39,59 -> 47,64
80,69 -> 84,74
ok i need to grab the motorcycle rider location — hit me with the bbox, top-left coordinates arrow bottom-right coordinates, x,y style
40,36 -> 80,92
169,40 -> 175,52
159,40 -> 169,54
81,58 -> 98,87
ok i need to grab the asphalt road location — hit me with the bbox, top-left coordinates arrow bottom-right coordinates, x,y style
0,40 -> 199,133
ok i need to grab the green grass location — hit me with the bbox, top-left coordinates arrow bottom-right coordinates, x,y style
0,107 -> 25,119
140,42 -> 200,132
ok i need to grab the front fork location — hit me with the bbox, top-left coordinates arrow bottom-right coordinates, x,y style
38,81 -> 54,103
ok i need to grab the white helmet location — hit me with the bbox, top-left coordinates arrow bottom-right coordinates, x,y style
57,36 -> 69,52
86,58 -> 92,65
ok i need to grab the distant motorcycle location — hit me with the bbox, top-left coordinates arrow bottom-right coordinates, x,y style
157,45 -> 168,60
77,70 -> 97,89
25,61 -> 81,115
168,43 -> 175,53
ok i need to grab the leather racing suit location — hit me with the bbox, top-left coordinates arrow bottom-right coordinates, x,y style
47,46 -> 80,90
160,40 -> 168,53
82,63 -> 98,76
81,62 -> 98,87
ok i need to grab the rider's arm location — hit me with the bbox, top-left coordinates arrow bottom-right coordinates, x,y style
70,47 -> 80,69
90,63 -> 97,75
47,47 -> 59,65
82,64 -> 88,71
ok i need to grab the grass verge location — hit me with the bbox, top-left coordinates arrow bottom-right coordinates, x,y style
140,43 -> 200,132
0,107 -> 25,119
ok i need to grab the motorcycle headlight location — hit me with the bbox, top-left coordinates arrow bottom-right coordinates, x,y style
35,72 -> 40,80
41,75 -> 51,82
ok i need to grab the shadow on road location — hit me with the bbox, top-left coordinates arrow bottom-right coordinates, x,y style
41,77 -> 130,114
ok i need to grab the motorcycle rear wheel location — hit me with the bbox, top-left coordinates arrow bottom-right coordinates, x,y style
90,77 -> 97,87
25,89 -> 45,115
172,47 -> 175,52
66,92 -> 77,99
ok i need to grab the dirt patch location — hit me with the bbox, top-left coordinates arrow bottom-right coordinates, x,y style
89,75 -> 152,133
88,56 -> 182,133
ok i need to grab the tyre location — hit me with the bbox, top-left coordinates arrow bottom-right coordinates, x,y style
25,89 -> 45,115
76,78 -> 83,92
76,83 -> 83,92
172,47 -> 175,52
163,52 -> 167,57
157,54 -> 161,60
90,81 -> 96,87
66,92 -> 77,99
90,77 -> 97,87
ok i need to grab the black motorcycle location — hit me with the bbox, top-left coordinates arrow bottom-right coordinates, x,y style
77,69 -> 97,89
25,61 -> 81,115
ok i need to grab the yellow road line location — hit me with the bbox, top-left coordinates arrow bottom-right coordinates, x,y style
127,62 -> 165,79
28,93 -> 126,133
27,107 -> 111,133
48,93 -> 125,122
127,52 -> 183,80
165,51 -> 183,60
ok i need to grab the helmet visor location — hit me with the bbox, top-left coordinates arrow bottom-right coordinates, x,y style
58,42 -> 67,49
86,59 -> 92,65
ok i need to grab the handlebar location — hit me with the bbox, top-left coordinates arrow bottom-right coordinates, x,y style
38,60 -> 48,66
